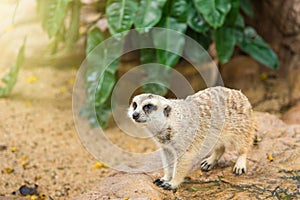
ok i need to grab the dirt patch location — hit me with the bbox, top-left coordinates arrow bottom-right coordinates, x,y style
0,66 -> 111,199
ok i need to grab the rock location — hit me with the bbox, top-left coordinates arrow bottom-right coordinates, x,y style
288,55 -> 300,105
75,112 -> 300,199
221,56 -> 261,89
282,104 -> 300,125
221,56 -> 265,105
74,172 -> 172,200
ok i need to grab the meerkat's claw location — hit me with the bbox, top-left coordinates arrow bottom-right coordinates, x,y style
233,166 -> 246,175
153,178 -> 164,186
161,182 -> 177,191
200,159 -> 214,171
233,154 -> 247,175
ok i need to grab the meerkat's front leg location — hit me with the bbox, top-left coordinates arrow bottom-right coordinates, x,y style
201,144 -> 225,171
153,147 -> 175,186
160,151 -> 194,191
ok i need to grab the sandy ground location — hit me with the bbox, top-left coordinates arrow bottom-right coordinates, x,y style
0,65 -> 112,199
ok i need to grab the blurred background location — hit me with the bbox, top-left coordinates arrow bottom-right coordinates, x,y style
0,0 -> 299,199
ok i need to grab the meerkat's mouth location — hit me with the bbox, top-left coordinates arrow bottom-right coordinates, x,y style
134,119 -> 147,123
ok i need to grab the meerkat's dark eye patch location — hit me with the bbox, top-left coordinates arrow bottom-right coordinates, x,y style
132,102 -> 137,110
143,103 -> 157,113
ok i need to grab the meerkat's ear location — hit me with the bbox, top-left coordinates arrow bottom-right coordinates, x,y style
163,105 -> 171,117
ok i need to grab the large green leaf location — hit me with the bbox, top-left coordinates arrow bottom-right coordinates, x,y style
134,0 -> 167,31
86,28 -> 105,54
66,0 -> 81,50
225,0 -> 239,26
240,0 -> 254,18
187,5 -> 210,34
84,30 -> 122,128
213,27 -> 236,64
38,0 -> 71,38
238,27 -> 279,69
169,0 -> 188,22
214,11 -> 245,64
193,0 -> 231,28
184,28 -> 211,64
142,64 -> 170,96
106,0 -> 138,34
0,39 -> 26,97
85,34 -> 121,106
154,0 -> 188,67
154,17 -> 187,67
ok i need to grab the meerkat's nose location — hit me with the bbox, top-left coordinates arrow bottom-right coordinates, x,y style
132,112 -> 140,120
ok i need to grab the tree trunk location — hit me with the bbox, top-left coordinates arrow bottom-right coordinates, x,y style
249,0 -> 300,105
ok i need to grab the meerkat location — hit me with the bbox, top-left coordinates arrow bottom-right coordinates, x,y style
128,86 -> 257,191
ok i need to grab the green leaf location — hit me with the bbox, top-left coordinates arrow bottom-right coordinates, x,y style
193,0 -> 232,28
142,64 -> 170,96
38,0 -> 71,38
240,0 -> 254,18
95,60 -> 119,106
0,39 -> 26,97
80,100 -> 111,128
169,0 -> 189,22
184,28 -> 211,64
140,48 -> 157,64
106,0 -> 138,34
187,6 -> 210,34
86,28 -> 105,54
134,0 -> 167,31
214,27 -> 236,64
153,0 -> 188,67
96,102 -> 112,128
154,17 -> 187,67
66,0 -> 81,50
85,35 -> 122,118
84,32 -> 122,128
225,0 -> 239,26
238,27 -> 279,69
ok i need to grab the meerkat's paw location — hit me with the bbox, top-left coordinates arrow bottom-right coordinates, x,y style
233,156 -> 247,175
160,181 -> 178,191
200,157 -> 216,171
153,178 -> 165,186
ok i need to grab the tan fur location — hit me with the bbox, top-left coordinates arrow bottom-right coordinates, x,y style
128,86 -> 257,190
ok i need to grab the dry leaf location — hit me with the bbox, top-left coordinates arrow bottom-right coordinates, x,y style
10,146 -> 18,152
92,161 -> 108,169
60,86 -> 67,93
2,167 -> 14,174
259,72 -> 268,81
26,76 -> 38,83
68,77 -> 75,85
267,154 -> 274,162
25,99 -> 32,107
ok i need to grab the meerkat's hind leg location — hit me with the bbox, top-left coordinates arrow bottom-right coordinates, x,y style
233,149 -> 248,175
201,144 -> 225,171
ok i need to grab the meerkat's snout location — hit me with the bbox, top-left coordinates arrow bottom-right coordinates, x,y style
132,112 -> 140,120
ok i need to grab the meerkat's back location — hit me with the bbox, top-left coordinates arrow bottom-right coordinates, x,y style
187,86 -> 257,175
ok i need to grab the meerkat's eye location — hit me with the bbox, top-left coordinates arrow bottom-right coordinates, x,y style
132,102 -> 137,110
143,103 -> 156,113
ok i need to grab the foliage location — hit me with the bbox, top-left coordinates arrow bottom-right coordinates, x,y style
36,0 -> 81,53
37,0 -> 279,128
0,39 -> 26,97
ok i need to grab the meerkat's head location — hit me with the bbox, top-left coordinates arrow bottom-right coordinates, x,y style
128,94 -> 171,126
